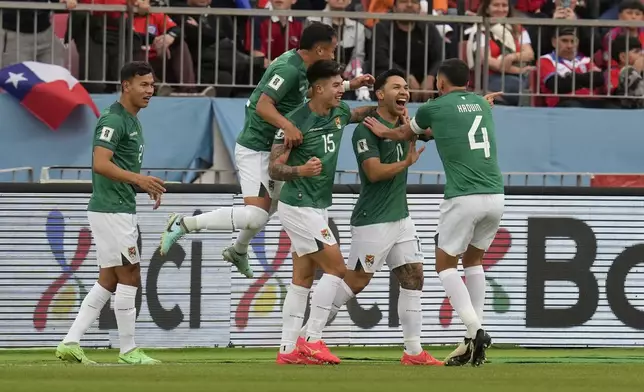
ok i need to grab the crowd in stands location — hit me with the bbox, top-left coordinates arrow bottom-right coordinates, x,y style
0,0 -> 642,107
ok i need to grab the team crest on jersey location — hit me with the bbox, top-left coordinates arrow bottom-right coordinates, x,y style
320,228 -> 331,241
364,254 -> 375,268
127,246 -> 137,259
335,117 -> 341,129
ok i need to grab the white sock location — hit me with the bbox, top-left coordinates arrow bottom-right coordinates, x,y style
438,268 -> 481,338
399,288 -> 423,355
63,282 -> 112,344
114,283 -> 138,355
464,265 -> 486,339
299,279 -> 354,338
306,274 -> 341,343
233,227 -> 263,254
279,284 -> 310,354
182,205 -> 268,232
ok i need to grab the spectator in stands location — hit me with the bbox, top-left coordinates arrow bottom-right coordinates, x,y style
466,0 -> 535,106
604,34 -> 644,107
0,0 -> 73,68
538,27 -> 605,107
246,0 -> 304,64
306,0 -> 369,100
169,0 -> 265,97
597,0 -> 644,67
129,1 -> 199,95
536,0 -> 599,58
372,0 -> 443,102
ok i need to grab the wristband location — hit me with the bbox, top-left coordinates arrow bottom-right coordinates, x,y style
343,80 -> 352,91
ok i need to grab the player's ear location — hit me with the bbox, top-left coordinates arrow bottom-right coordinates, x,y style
375,89 -> 384,100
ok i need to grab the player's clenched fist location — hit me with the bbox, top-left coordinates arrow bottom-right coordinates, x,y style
299,157 -> 322,177
136,175 -> 166,196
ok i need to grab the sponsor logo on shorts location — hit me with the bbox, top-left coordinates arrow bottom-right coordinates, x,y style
335,117 -> 341,129
128,246 -> 137,259
364,254 -> 375,268
320,228 -> 331,241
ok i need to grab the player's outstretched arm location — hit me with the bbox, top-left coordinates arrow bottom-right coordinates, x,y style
268,144 -> 322,181
93,146 -> 166,197
349,106 -> 378,124
363,117 -> 416,141
256,94 -> 303,148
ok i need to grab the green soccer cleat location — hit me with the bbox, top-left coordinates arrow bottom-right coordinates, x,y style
160,213 -> 188,256
222,246 -> 254,278
118,348 -> 161,365
55,342 -> 96,365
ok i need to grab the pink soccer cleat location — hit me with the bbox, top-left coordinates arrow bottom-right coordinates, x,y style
297,338 -> 341,365
401,351 -> 445,366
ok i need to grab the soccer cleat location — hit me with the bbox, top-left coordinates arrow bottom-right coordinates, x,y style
160,213 -> 188,256
444,338 -> 472,366
276,348 -> 322,365
470,329 -> 492,367
401,351 -> 444,366
222,246 -> 254,278
297,338 -> 341,364
118,348 -> 161,365
55,342 -> 96,365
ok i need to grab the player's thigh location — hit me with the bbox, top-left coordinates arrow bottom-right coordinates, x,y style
388,241 -> 424,290
234,143 -> 282,209
470,194 -> 505,252
87,212 -> 140,269
347,222 -> 397,275
436,196 -> 479,257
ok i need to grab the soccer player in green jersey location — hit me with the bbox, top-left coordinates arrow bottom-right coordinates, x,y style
364,59 -> 504,367
266,60 -> 379,365
297,69 -> 443,366
55,62 -> 166,365
159,22 -> 374,278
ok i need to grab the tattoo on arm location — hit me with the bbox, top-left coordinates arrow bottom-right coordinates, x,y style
350,106 -> 378,123
268,144 -> 300,181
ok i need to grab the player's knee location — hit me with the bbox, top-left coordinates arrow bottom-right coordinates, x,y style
115,264 -> 141,287
397,263 -> 424,291
325,262 -> 346,280
239,205 -> 269,230
344,270 -> 371,294
292,269 -> 315,288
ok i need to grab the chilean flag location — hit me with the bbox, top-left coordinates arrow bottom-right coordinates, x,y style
0,62 -> 99,130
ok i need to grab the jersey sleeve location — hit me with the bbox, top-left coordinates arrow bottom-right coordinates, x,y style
340,101 -> 352,124
261,63 -> 300,103
352,124 -> 380,165
93,114 -> 125,152
410,101 -> 435,134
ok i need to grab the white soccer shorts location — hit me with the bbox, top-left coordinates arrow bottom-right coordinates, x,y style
277,201 -> 337,256
436,193 -> 505,257
87,211 -> 140,268
235,143 -> 283,199
347,217 -> 423,274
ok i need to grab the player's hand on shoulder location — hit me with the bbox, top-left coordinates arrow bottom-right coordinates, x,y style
363,116 -> 388,138
284,124 -> 303,148
136,175 -> 166,197
299,157 -> 322,177
406,140 -> 425,166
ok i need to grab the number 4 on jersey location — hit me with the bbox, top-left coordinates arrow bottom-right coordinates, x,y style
468,115 -> 490,159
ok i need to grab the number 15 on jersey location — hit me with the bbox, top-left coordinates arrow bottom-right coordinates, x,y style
468,115 -> 490,159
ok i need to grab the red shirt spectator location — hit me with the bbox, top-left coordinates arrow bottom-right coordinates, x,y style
513,0 -> 546,13
539,51 -> 601,107
245,15 -> 303,61
132,13 -> 177,59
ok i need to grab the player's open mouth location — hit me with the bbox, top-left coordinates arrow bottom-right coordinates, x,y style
395,99 -> 407,109
143,96 -> 151,102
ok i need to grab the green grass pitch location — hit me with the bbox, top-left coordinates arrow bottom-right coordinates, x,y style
1,347 -> 643,392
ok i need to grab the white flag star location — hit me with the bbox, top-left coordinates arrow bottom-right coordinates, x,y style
5,72 -> 28,89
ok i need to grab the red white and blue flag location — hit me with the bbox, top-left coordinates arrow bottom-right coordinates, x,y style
0,62 -> 99,130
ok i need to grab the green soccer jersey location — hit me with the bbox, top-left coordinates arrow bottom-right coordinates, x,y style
411,91 -> 504,199
237,49 -> 309,152
276,101 -> 352,209
351,114 -> 410,227
88,102 -> 144,214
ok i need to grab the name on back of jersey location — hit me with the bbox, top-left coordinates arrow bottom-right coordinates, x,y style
457,103 -> 483,113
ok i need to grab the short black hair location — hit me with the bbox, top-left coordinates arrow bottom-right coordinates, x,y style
374,69 -> 407,92
619,0 -> 644,13
611,34 -> 643,62
300,22 -> 337,50
551,26 -> 577,39
437,58 -> 470,88
120,61 -> 154,82
307,60 -> 344,85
